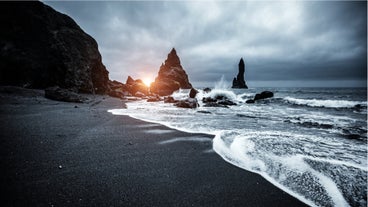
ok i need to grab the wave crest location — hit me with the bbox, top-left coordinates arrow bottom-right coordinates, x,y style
284,97 -> 366,108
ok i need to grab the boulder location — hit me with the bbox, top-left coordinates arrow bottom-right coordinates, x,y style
45,86 -> 87,103
246,99 -> 255,104
150,48 -> 192,96
232,58 -> 248,89
164,96 -> 177,103
174,98 -> 198,109
147,97 -> 161,102
189,88 -> 199,98
203,88 -> 212,93
0,2 -> 109,94
254,91 -> 274,101
202,94 -> 236,107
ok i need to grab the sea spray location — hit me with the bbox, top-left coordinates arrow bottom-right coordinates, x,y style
214,75 -> 231,89
109,87 -> 367,206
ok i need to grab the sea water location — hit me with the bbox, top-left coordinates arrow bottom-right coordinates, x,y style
109,85 -> 367,207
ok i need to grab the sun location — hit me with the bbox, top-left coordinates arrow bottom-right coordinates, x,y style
142,77 -> 153,87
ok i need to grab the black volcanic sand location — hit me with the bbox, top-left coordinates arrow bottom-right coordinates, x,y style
0,87 -> 308,207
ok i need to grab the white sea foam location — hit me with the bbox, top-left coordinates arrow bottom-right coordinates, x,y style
144,129 -> 175,134
214,75 -> 230,89
108,87 -> 367,207
284,97 -> 366,108
158,137 -> 212,144
207,89 -> 238,101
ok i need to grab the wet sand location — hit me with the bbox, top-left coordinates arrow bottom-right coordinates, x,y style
0,87 -> 308,206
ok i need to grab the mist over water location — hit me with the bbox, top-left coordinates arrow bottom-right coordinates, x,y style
109,80 -> 367,207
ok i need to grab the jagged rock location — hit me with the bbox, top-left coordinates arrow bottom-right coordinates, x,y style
45,86 -> 87,103
254,91 -> 274,101
150,48 -> 192,96
189,88 -> 199,98
232,58 -> 248,89
109,80 -> 125,90
202,95 -> 236,107
203,88 -> 212,93
126,76 -> 135,85
246,99 -> 255,104
164,96 -> 177,103
0,2 -> 109,94
125,76 -> 148,96
107,80 -> 127,98
174,98 -> 198,109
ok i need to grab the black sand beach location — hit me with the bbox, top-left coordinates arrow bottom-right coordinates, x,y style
0,87 -> 308,206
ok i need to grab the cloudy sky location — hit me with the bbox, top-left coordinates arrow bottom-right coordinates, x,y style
45,0 -> 367,87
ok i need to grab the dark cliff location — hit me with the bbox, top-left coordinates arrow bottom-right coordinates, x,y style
0,1 -> 109,94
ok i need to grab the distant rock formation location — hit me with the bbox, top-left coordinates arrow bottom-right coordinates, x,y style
0,1 -> 109,94
124,76 -> 148,96
108,76 -> 149,99
150,48 -> 192,96
232,58 -> 248,89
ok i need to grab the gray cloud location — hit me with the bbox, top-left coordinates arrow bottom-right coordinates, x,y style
45,1 -> 366,87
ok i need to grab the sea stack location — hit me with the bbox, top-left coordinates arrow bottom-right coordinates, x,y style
232,58 -> 248,89
0,1 -> 109,94
150,48 -> 192,96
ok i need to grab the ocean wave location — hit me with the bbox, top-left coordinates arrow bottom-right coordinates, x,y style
109,88 -> 367,207
284,97 -> 367,109
213,130 -> 367,207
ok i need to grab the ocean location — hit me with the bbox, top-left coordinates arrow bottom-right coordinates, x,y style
109,84 -> 367,207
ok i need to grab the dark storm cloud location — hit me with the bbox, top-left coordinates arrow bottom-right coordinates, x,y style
45,1 -> 366,87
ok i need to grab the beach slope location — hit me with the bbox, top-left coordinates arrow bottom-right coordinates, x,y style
0,87 -> 307,206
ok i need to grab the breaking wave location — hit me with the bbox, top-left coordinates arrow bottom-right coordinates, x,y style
284,97 -> 366,109
108,86 -> 367,207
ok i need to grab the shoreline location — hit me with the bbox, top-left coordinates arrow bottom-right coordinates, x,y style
0,87 -> 308,206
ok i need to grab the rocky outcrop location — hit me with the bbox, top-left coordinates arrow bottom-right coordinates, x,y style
150,48 -> 192,96
45,86 -> 87,103
108,80 -> 128,99
254,91 -> 274,101
245,91 -> 274,104
203,88 -> 212,93
108,76 -> 149,99
164,96 -> 177,103
202,95 -> 237,107
232,58 -> 248,89
124,76 -> 148,96
174,98 -> 198,109
189,88 -> 199,98
0,1 -> 109,94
